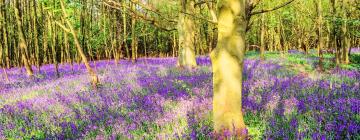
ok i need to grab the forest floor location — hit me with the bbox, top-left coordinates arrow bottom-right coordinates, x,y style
0,49 -> 359,139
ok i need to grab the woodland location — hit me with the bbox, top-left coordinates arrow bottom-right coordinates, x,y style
0,0 -> 359,139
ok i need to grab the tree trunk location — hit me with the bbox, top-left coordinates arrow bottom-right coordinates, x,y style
341,0 -> 350,64
269,28 -> 274,52
122,0 -> 131,61
210,0 -> 246,137
131,3 -> 137,63
173,31 -> 176,57
59,0 -> 99,86
49,13 -> 60,78
315,0 -> 324,70
14,0 -> 34,77
32,0 -> 41,72
0,0 -> 10,69
178,0 -> 197,67
260,13 -> 266,60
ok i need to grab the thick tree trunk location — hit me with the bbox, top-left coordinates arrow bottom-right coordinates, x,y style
178,0 -> 197,67
14,0 -> 34,77
210,0 -> 246,137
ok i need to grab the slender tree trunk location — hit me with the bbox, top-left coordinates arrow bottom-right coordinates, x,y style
59,0 -> 99,86
1,0 -> 10,69
315,0 -> 324,70
330,0 -> 340,65
43,22 -> 49,64
260,13 -> 266,60
14,0 -> 34,77
144,34 -> 147,58
48,12 -> 60,78
210,0 -> 246,137
131,3 -> 137,63
276,23 -> 282,54
173,31 -> 176,57
122,0 -> 130,61
269,28 -> 274,52
32,0 -> 41,72
341,0 -> 350,64
0,24 -> 3,75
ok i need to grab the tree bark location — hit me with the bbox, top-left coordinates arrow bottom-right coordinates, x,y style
178,0 -> 197,67
210,0 -> 247,137
341,0 -> 350,64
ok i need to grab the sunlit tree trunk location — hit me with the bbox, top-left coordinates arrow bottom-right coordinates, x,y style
275,23 -> 282,54
31,0 -> 41,72
178,0 -> 197,67
0,23 -> 5,81
260,13 -> 266,60
341,0 -> 350,64
131,3 -> 137,63
171,31 -> 176,57
314,0 -> 324,70
59,0 -> 99,86
0,34 -> 9,81
330,0 -> 340,65
270,29 -> 274,52
210,0 -> 246,137
122,0 -> 131,61
14,0 -> 34,77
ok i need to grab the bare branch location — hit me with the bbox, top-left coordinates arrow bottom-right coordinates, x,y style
195,0 -> 215,7
181,11 -> 217,24
103,0 -> 176,31
250,0 -> 296,16
128,0 -> 176,23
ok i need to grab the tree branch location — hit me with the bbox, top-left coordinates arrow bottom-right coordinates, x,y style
250,0 -> 296,16
128,0 -> 176,23
55,21 -> 70,33
194,0 -> 215,7
181,11 -> 217,24
103,0 -> 176,31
